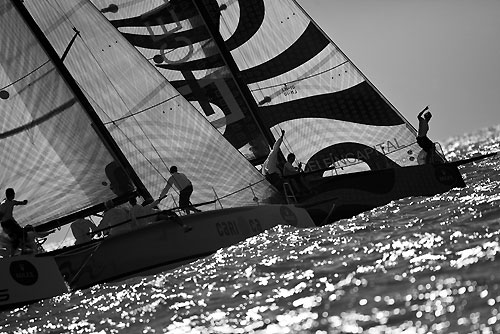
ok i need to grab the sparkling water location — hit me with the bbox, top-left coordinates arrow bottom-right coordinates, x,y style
2,125 -> 500,334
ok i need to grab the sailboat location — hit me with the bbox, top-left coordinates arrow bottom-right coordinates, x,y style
0,0 -> 315,310
91,0 -> 497,224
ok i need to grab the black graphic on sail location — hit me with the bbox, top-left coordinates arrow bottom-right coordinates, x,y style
95,0 -> 421,175
96,0 -> 271,163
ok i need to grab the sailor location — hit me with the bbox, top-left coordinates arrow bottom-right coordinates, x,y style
283,153 -> 311,195
416,106 -> 445,164
22,224 -> 54,254
158,166 -> 201,215
0,188 -> 28,256
99,201 -> 131,236
129,196 -> 161,227
70,218 -> 98,244
261,129 -> 285,189
282,153 -> 302,176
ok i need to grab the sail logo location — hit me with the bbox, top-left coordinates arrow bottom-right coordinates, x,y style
144,2 -> 193,65
282,84 -> 298,97
435,166 -> 458,186
216,221 -> 240,236
305,138 -> 404,172
142,2 -> 245,130
9,260 -> 38,286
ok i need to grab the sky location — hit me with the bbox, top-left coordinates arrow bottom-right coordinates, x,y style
296,0 -> 500,141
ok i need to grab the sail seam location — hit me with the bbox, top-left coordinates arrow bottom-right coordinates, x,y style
102,96 -> 179,125
82,90 -> 171,184
0,60 -> 50,91
249,61 -> 349,92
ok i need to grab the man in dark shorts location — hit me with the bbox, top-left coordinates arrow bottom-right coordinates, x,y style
0,188 -> 28,256
158,166 -> 201,215
416,106 -> 444,164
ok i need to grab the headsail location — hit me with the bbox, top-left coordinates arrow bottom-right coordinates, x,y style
94,0 -> 422,175
1,0 -> 275,228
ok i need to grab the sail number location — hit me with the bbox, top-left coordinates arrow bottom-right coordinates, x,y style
216,218 -> 263,236
282,85 -> 298,96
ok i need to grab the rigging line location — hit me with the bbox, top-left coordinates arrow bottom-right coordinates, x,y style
217,6 -> 349,98
0,61 -> 50,92
75,34 -> 174,178
291,0 -> 417,136
46,0 -> 72,24
55,225 -> 71,250
39,0 -> 172,183
102,95 -> 178,125
216,178 -> 267,201
249,61 -> 349,92
81,90 -> 170,183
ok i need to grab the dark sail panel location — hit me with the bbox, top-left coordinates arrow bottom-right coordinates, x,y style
0,1 -> 117,226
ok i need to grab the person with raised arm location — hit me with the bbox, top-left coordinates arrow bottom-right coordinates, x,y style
261,129 -> 285,189
416,106 -> 445,164
0,188 -> 28,256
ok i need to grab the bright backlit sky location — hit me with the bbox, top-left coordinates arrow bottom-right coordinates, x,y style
296,0 -> 500,141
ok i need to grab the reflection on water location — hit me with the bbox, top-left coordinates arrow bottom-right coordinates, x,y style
1,126 -> 500,333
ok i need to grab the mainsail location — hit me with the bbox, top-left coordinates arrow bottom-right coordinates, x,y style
0,0 -> 117,226
94,0 -> 423,176
1,0 -> 275,228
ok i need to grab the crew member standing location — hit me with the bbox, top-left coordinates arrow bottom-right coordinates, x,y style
159,166 -> 201,215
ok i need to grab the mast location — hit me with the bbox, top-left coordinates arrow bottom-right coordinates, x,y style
191,0 -> 278,154
11,0 -> 153,209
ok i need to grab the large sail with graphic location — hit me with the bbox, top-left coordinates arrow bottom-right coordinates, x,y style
0,0 -> 275,227
94,0 -> 422,175
91,0 -> 273,164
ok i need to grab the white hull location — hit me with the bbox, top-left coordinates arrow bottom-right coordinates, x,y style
52,204 -> 314,290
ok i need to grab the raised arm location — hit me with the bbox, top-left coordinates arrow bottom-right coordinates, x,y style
272,129 -> 285,151
418,106 -> 429,119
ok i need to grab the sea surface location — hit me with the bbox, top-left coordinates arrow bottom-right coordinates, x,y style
1,125 -> 500,334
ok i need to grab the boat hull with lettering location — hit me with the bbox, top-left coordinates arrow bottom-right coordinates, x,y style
51,204 -> 315,290
291,163 -> 465,225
